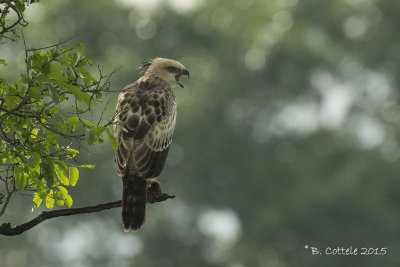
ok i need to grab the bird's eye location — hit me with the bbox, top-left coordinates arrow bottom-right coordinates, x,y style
168,66 -> 177,73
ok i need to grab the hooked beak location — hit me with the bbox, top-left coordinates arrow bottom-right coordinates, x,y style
182,69 -> 190,78
176,69 -> 190,88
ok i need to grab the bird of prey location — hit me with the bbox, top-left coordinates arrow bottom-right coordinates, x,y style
113,58 -> 189,232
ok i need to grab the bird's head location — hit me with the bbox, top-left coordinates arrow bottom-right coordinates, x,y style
140,57 -> 190,88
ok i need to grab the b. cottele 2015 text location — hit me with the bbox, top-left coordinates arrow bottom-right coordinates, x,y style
306,246 -> 388,256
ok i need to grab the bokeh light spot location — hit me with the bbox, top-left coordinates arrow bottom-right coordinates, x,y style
197,209 -> 241,248
343,16 -> 367,39
212,8 -> 233,29
244,49 -> 266,70
136,18 -> 157,40
272,10 -> 293,33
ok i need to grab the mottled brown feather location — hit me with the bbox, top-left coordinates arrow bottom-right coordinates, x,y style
114,75 -> 176,177
114,58 -> 186,232
113,73 -> 177,232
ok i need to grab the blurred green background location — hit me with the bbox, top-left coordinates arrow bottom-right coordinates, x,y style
2,0 -> 400,266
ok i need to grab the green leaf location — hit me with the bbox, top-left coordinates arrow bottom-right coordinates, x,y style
55,186 -> 71,207
42,160 -> 56,188
65,194 -> 73,208
1,154 -> 7,164
14,131 -> 24,143
84,126 -> 106,145
69,167 -> 79,186
76,43 -> 85,52
62,82 -> 91,105
37,186 -> 47,199
14,166 -> 28,191
73,53 -> 81,67
45,132 -> 59,145
106,128 -> 118,151
29,86 -> 42,99
14,0 -> 26,12
48,63 -> 62,80
76,66 -> 97,83
85,128 -> 96,145
31,152 -> 42,164
64,83 -> 81,97
79,92 -> 92,106
29,53 -> 46,71
30,128 -> 39,139
57,185 -> 68,198
80,164 -> 95,169
81,119 -> 94,128
56,159 -> 68,171
48,87 -> 60,103
45,191 -> 55,209
93,126 -> 106,134
55,165 -> 69,185
67,117 -> 79,126
32,192 -> 43,211
42,63 -> 50,75
20,75 -> 30,84
67,148 -> 79,159
49,106 -> 59,115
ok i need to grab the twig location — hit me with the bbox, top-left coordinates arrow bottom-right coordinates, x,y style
97,97 -> 111,127
0,2 -> 27,37
26,33 -> 79,51
0,174 -> 15,217
21,30 -> 29,77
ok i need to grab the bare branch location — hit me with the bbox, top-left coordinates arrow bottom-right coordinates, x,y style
0,200 -> 122,236
97,98 -> 111,127
26,33 -> 79,51
21,29 -> 29,77
0,172 -> 15,217
0,184 -> 175,236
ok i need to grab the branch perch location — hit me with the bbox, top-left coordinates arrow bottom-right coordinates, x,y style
0,185 -> 175,236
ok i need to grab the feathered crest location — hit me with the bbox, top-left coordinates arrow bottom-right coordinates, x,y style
137,59 -> 154,74
138,59 -> 154,70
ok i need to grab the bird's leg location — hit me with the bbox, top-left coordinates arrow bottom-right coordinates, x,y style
146,178 -> 175,204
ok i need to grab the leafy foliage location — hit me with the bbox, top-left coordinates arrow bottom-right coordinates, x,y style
0,0 -> 41,41
0,0 -> 116,214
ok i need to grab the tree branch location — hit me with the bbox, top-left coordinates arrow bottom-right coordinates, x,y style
0,200 -> 121,236
0,184 -> 175,236
0,179 -> 15,217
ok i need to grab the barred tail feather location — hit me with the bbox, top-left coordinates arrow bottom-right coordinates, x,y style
122,175 -> 147,232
